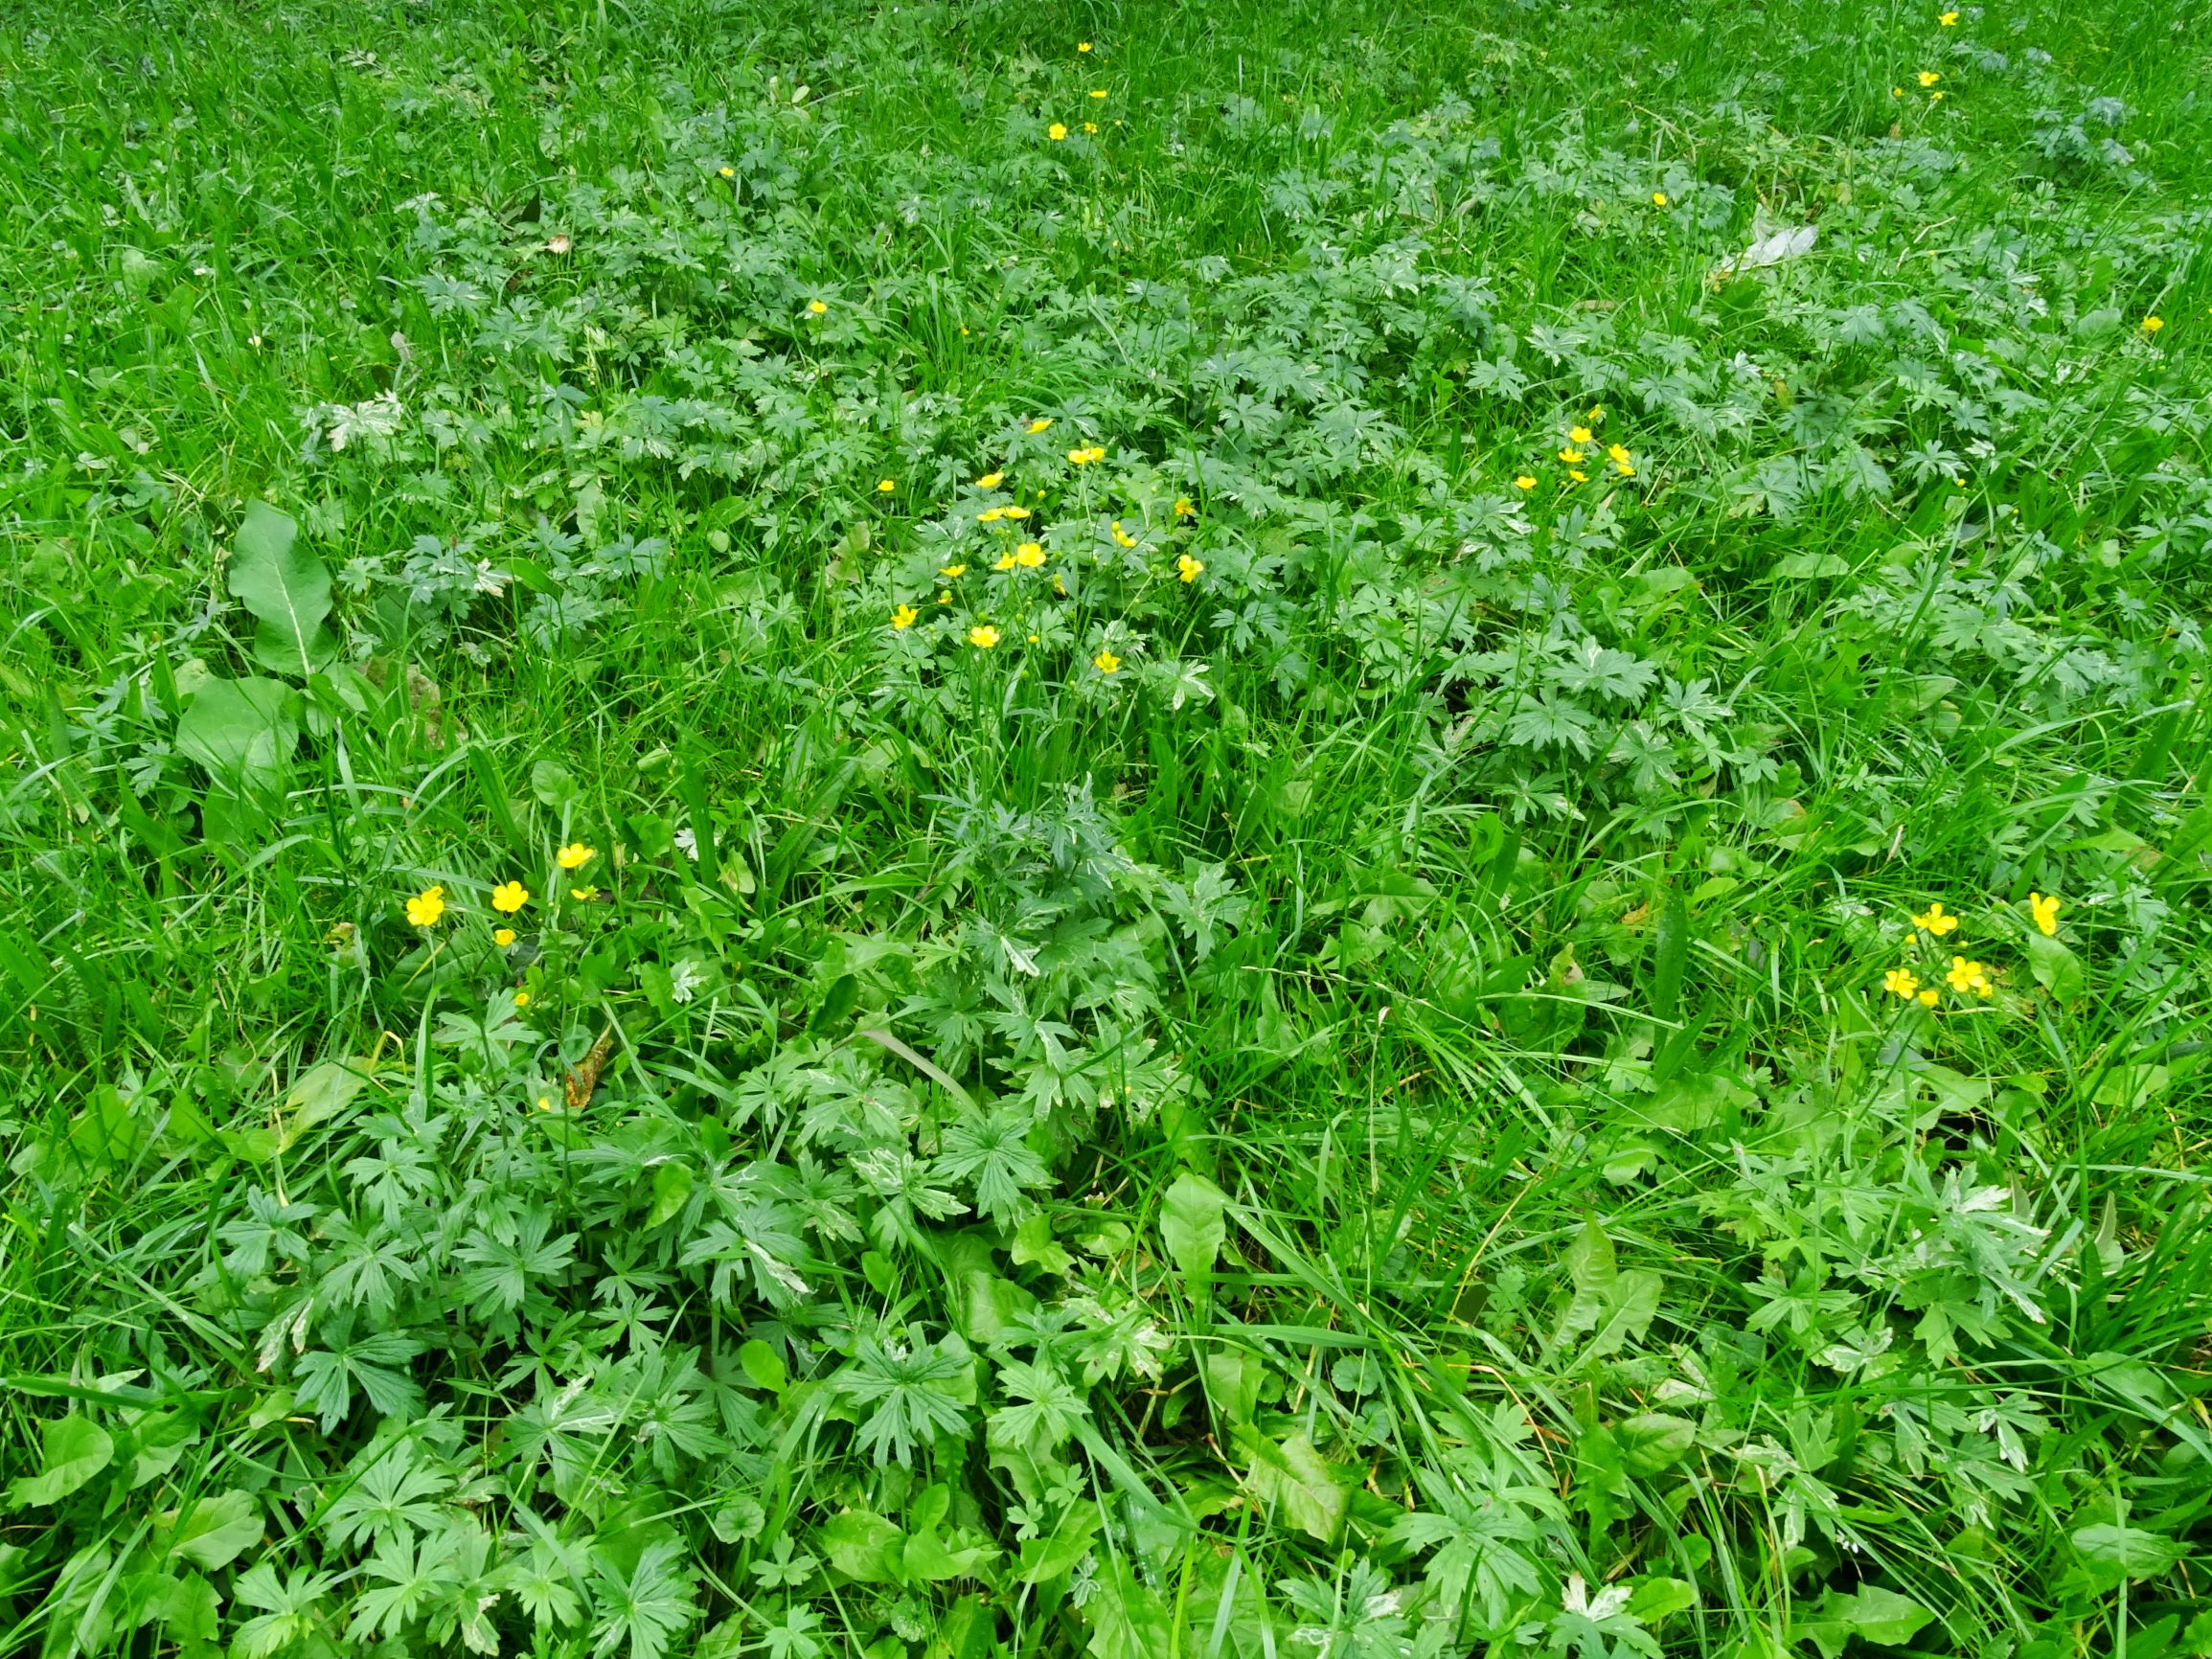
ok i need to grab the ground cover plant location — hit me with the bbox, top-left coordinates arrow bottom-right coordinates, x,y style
2,0 -> 2209,1653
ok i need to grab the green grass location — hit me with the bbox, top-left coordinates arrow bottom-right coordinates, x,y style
2,0 -> 2209,1654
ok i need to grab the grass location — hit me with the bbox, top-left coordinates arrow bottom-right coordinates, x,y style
1,0 -> 2209,1654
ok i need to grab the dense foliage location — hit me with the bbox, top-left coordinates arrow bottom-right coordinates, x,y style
1,0 -> 2208,1655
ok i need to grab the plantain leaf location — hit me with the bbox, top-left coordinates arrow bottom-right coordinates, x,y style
227,502 -> 337,677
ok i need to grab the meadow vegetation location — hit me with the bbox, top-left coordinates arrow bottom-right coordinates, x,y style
1,0 -> 2209,1654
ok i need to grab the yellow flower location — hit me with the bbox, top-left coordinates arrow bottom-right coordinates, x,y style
976,470 -> 1004,488
978,508 -> 1005,522
1570,426 -> 1594,444
1028,417 -> 1053,433
1947,956 -> 1992,997
969,624 -> 1000,648
1067,445 -> 1091,464
492,880 -> 530,915
1919,988 -> 1940,1007
1558,446 -> 1584,464
1176,553 -> 1204,583
2029,892 -> 2060,936
1614,459 -> 1636,477
1918,70 -> 1940,85
2143,315 -> 2164,333
1930,89 -> 1945,101
1083,122 -> 1099,134
892,603 -> 919,629
1048,123 -> 1068,141
1568,469 -> 1589,484
1882,967 -> 1921,1001
1110,521 -> 1137,548
536,1094 -> 554,1112
1015,540 -> 1046,567
1585,404 -> 1605,423
1089,89 -> 1107,99
877,478 -> 896,492
938,590 -> 951,604
1892,86 -> 1904,97
1054,575 -> 1067,595
570,885 -> 600,901
1174,495 -> 1196,517
940,562 -> 968,579
994,552 -> 1016,571
1939,9 -> 1958,21
808,298 -> 828,314
1514,474 -> 1537,490
1002,505 -> 1032,519
718,166 -> 736,178
513,990 -> 531,1009
494,926 -> 517,947
1651,192 -> 1668,206
1608,443 -> 1631,463
1078,40 -> 1092,51
1911,900 -> 1957,936
405,885 -> 447,927
558,842 -> 596,871
1094,648 -> 1121,673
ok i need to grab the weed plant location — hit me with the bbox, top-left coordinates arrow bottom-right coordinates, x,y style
0,0 -> 2208,1655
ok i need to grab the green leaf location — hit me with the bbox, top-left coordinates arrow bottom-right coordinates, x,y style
1160,1172 -> 1227,1305
2023,930 -> 2085,1001
819,1511 -> 905,1584
1017,1511 -> 1099,1585
227,502 -> 337,677
175,675 -> 299,787
160,1489 -> 262,1570
739,1339 -> 787,1394
1242,1431 -> 1348,1542
1794,1586 -> 1934,1659
1084,1558 -> 1175,1659
7,1414 -> 114,1506
2071,1523 -> 2185,1579
1616,1412 -> 1699,1476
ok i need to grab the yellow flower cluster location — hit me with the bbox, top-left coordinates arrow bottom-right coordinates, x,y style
1881,894 -> 2064,1011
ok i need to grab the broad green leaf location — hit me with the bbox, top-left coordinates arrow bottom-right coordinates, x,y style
1242,1431 -> 1347,1542
1794,1587 -> 1933,1659
1084,1558 -> 1175,1659
1627,1577 -> 1697,1621
819,1511 -> 904,1584
227,502 -> 337,677
1160,1172 -> 1227,1305
161,1489 -> 262,1569
1616,1412 -> 1698,1475
739,1339 -> 787,1394
175,675 -> 298,786
2071,1523 -> 2184,1579
1017,1511 -> 1099,1584
7,1414 -> 114,1506
2023,930 -> 2085,1001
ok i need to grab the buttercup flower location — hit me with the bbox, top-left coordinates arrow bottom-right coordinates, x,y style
2142,315 -> 2164,333
978,508 -> 1005,522
1083,122 -> 1099,134
1174,495 -> 1196,517
994,552 -> 1017,571
1015,541 -> 1046,567
1002,506 -> 1032,519
1028,417 -> 1053,433
808,298 -> 828,314
1939,10 -> 1958,21
1651,192 -> 1667,207
1947,956 -> 1992,997
969,625 -> 1001,648
1911,901 -> 1957,936
1176,553 -> 1203,583
1094,648 -> 1121,673
1608,443 -> 1631,464
718,166 -> 736,178
1570,426 -> 1594,444
976,470 -> 1004,488
406,885 -> 447,927
570,885 -> 599,901
1918,71 -> 1941,86
513,990 -> 531,1009
1614,459 -> 1636,476
1918,988 -> 1940,1007
1569,469 -> 1589,483
940,562 -> 968,578
558,843 -> 596,871
892,603 -> 919,629
494,926 -> 517,947
492,880 -> 530,914
1559,446 -> 1584,464
1078,40 -> 1092,51
1110,521 -> 1137,548
1882,967 -> 1921,1001
1089,89 -> 1107,99
1049,123 -> 1068,141
2029,892 -> 2060,936
877,478 -> 896,492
